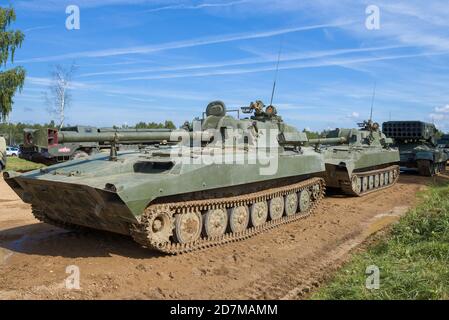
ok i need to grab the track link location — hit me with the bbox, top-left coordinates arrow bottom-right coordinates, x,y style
341,165 -> 400,196
131,177 -> 325,254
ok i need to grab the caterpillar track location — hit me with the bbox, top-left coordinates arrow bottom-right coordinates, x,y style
417,160 -> 446,177
131,177 -> 325,254
341,165 -> 400,196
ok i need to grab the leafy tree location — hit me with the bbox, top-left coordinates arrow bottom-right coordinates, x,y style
0,6 -> 25,121
135,121 -> 176,129
164,120 -> 176,129
0,121 -> 56,145
303,128 -> 322,139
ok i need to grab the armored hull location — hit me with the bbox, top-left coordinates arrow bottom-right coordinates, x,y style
312,122 -> 400,196
5,101 -> 327,254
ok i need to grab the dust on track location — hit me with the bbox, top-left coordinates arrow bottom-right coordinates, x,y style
0,171 -> 447,300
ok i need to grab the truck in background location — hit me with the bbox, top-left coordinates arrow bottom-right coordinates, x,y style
19,126 -> 174,165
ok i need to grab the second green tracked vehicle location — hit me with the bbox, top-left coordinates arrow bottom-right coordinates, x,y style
310,120 -> 400,196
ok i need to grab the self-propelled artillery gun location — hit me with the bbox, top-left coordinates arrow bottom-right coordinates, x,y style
4,101 -> 329,254
309,120 -> 400,196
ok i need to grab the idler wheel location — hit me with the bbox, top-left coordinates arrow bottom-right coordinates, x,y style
229,206 -> 249,233
250,201 -> 268,227
203,208 -> 228,238
174,211 -> 202,244
269,197 -> 284,220
284,193 -> 298,216
298,189 -> 311,213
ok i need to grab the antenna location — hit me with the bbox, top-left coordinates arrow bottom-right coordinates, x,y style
269,39 -> 283,106
370,81 -> 377,121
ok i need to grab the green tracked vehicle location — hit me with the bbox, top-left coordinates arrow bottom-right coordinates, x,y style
383,121 -> 448,176
309,120 -> 400,196
4,101 -> 329,254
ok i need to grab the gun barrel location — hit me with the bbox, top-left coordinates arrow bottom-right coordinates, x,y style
58,130 -> 211,144
308,137 -> 347,145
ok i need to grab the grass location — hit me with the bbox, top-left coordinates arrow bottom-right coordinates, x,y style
313,181 -> 449,300
5,157 -> 45,172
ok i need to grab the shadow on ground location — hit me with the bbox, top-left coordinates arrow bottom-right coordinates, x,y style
0,222 -> 163,259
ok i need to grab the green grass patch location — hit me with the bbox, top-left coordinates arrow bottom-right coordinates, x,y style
313,181 -> 449,300
5,157 -> 45,172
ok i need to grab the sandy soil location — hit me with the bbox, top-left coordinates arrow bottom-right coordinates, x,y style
0,170 -> 448,300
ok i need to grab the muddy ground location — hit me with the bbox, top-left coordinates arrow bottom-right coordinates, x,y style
0,171 -> 448,300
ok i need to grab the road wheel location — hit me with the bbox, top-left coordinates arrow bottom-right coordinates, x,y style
379,173 -> 385,186
250,201 -> 268,227
361,176 -> 368,192
228,206 -> 249,233
368,175 -> 374,189
174,211 -> 202,244
203,208 -> 228,238
284,193 -> 298,216
268,197 -> 284,221
351,175 -> 362,195
298,189 -> 311,213
374,174 -> 380,188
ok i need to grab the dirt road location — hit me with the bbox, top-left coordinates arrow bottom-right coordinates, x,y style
0,172 -> 447,300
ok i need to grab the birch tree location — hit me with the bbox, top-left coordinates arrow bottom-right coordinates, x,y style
46,64 -> 76,128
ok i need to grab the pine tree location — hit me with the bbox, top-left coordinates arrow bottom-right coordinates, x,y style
0,6 -> 25,121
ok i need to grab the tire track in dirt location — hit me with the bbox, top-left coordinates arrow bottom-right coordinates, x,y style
0,172 -> 446,299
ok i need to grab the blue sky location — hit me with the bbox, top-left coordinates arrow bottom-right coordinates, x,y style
4,0 -> 449,131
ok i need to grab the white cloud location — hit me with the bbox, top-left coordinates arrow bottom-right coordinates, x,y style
429,104 -> 449,131
79,44 -> 407,78
435,105 -> 449,113
112,50 -> 449,82
145,0 -> 250,13
347,111 -> 360,119
18,22 -> 348,63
